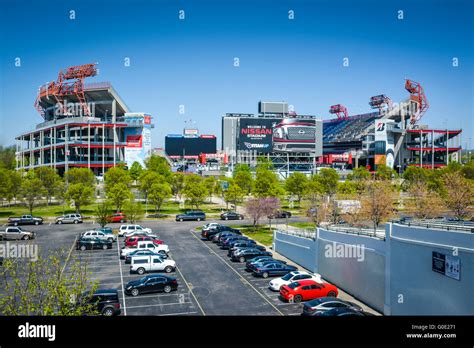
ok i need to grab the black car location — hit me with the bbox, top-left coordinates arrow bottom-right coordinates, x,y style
220,211 -> 244,221
312,307 -> 372,316
268,211 -> 292,219
124,274 -> 178,296
76,237 -> 112,251
202,225 -> 240,240
210,231 -> 237,243
8,215 -> 44,226
176,211 -> 206,222
245,257 -> 286,271
220,236 -> 249,249
253,261 -> 298,278
77,289 -> 121,316
231,248 -> 273,263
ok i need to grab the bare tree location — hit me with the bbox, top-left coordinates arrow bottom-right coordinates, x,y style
360,180 -> 397,232
442,172 -> 473,220
245,197 -> 281,228
407,181 -> 444,219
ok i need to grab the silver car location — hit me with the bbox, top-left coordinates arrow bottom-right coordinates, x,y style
56,214 -> 83,224
0,227 -> 36,240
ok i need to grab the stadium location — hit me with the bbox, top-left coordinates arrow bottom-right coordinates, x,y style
15,64 -> 154,175
220,80 -> 463,177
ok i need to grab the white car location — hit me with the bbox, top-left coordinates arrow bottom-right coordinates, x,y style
130,255 -> 176,275
118,224 -> 153,237
120,241 -> 169,258
268,271 -> 322,291
81,230 -> 114,242
202,223 -> 220,232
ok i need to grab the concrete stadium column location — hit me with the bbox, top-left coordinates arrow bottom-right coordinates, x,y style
102,124 -> 105,175
40,130 -> 44,166
65,125 -> 69,172
88,124 -> 91,169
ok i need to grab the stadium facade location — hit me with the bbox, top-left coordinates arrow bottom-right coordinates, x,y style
221,81 -> 462,175
15,64 -> 153,175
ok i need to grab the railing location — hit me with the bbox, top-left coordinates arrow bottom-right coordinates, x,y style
395,220 -> 474,233
275,228 -> 316,240
324,224 -> 386,240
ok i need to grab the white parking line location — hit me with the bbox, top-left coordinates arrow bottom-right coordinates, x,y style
175,265 -> 206,316
159,311 -> 198,316
125,301 -> 193,309
60,235 -> 77,278
189,230 -> 284,316
120,292 -> 190,301
117,238 -> 127,316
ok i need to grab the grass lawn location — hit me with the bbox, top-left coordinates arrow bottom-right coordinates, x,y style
230,224 -> 274,246
288,221 -> 316,229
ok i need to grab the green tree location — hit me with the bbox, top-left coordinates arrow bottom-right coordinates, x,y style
104,167 -> 131,190
284,172 -> 308,203
223,184 -> 245,210
337,181 -> 357,196
148,183 -> 172,213
138,171 -> 161,201
170,172 -> 185,200
20,175 -> 46,214
314,168 -> 339,197
233,164 -> 253,194
65,168 -> 95,186
375,164 -> 395,180
254,167 -> 283,198
0,249 -> 99,315
123,198 -> 144,223
95,202 -> 112,228
145,155 -> 171,179
0,145 -> 16,169
183,175 -> 207,209
347,166 -> 371,181
129,161 -> 143,182
35,167 -> 63,205
65,183 -> 94,213
106,183 -> 132,212
461,161 -> 474,180
203,176 -> 217,202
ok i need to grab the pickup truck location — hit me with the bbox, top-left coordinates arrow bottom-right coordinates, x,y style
8,215 -> 43,226
120,241 -> 169,259
0,227 -> 36,240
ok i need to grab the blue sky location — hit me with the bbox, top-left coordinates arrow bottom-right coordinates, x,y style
0,0 -> 472,148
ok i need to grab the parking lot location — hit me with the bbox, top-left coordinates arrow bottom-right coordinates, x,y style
2,219 -> 378,316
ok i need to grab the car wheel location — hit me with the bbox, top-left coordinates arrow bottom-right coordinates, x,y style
262,272 -> 269,278
14,222 -> 18,226
102,307 -> 114,316
107,238 -> 113,243
197,218 -> 201,221
225,217 -> 229,221
327,291 -> 337,297
293,295 -> 303,303
22,235 -> 29,240
164,266 -> 173,273
179,218 -> 183,222
239,256 -> 245,263
74,220 -> 79,224
164,285 -> 172,293
80,245 -> 86,251
102,244 -> 108,250
58,220 -> 63,224
35,221 -> 39,225
137,267 -> 145,275
0,236 -> 3,241
240,216 -> 243,220
131,288 -> 139,297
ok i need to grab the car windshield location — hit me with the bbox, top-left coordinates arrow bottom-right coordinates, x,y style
282,273 -> 294,281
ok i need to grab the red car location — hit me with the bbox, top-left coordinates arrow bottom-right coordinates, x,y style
124,236 -> 164,247
107,212 -> 126,223
279,280 -> 338,303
